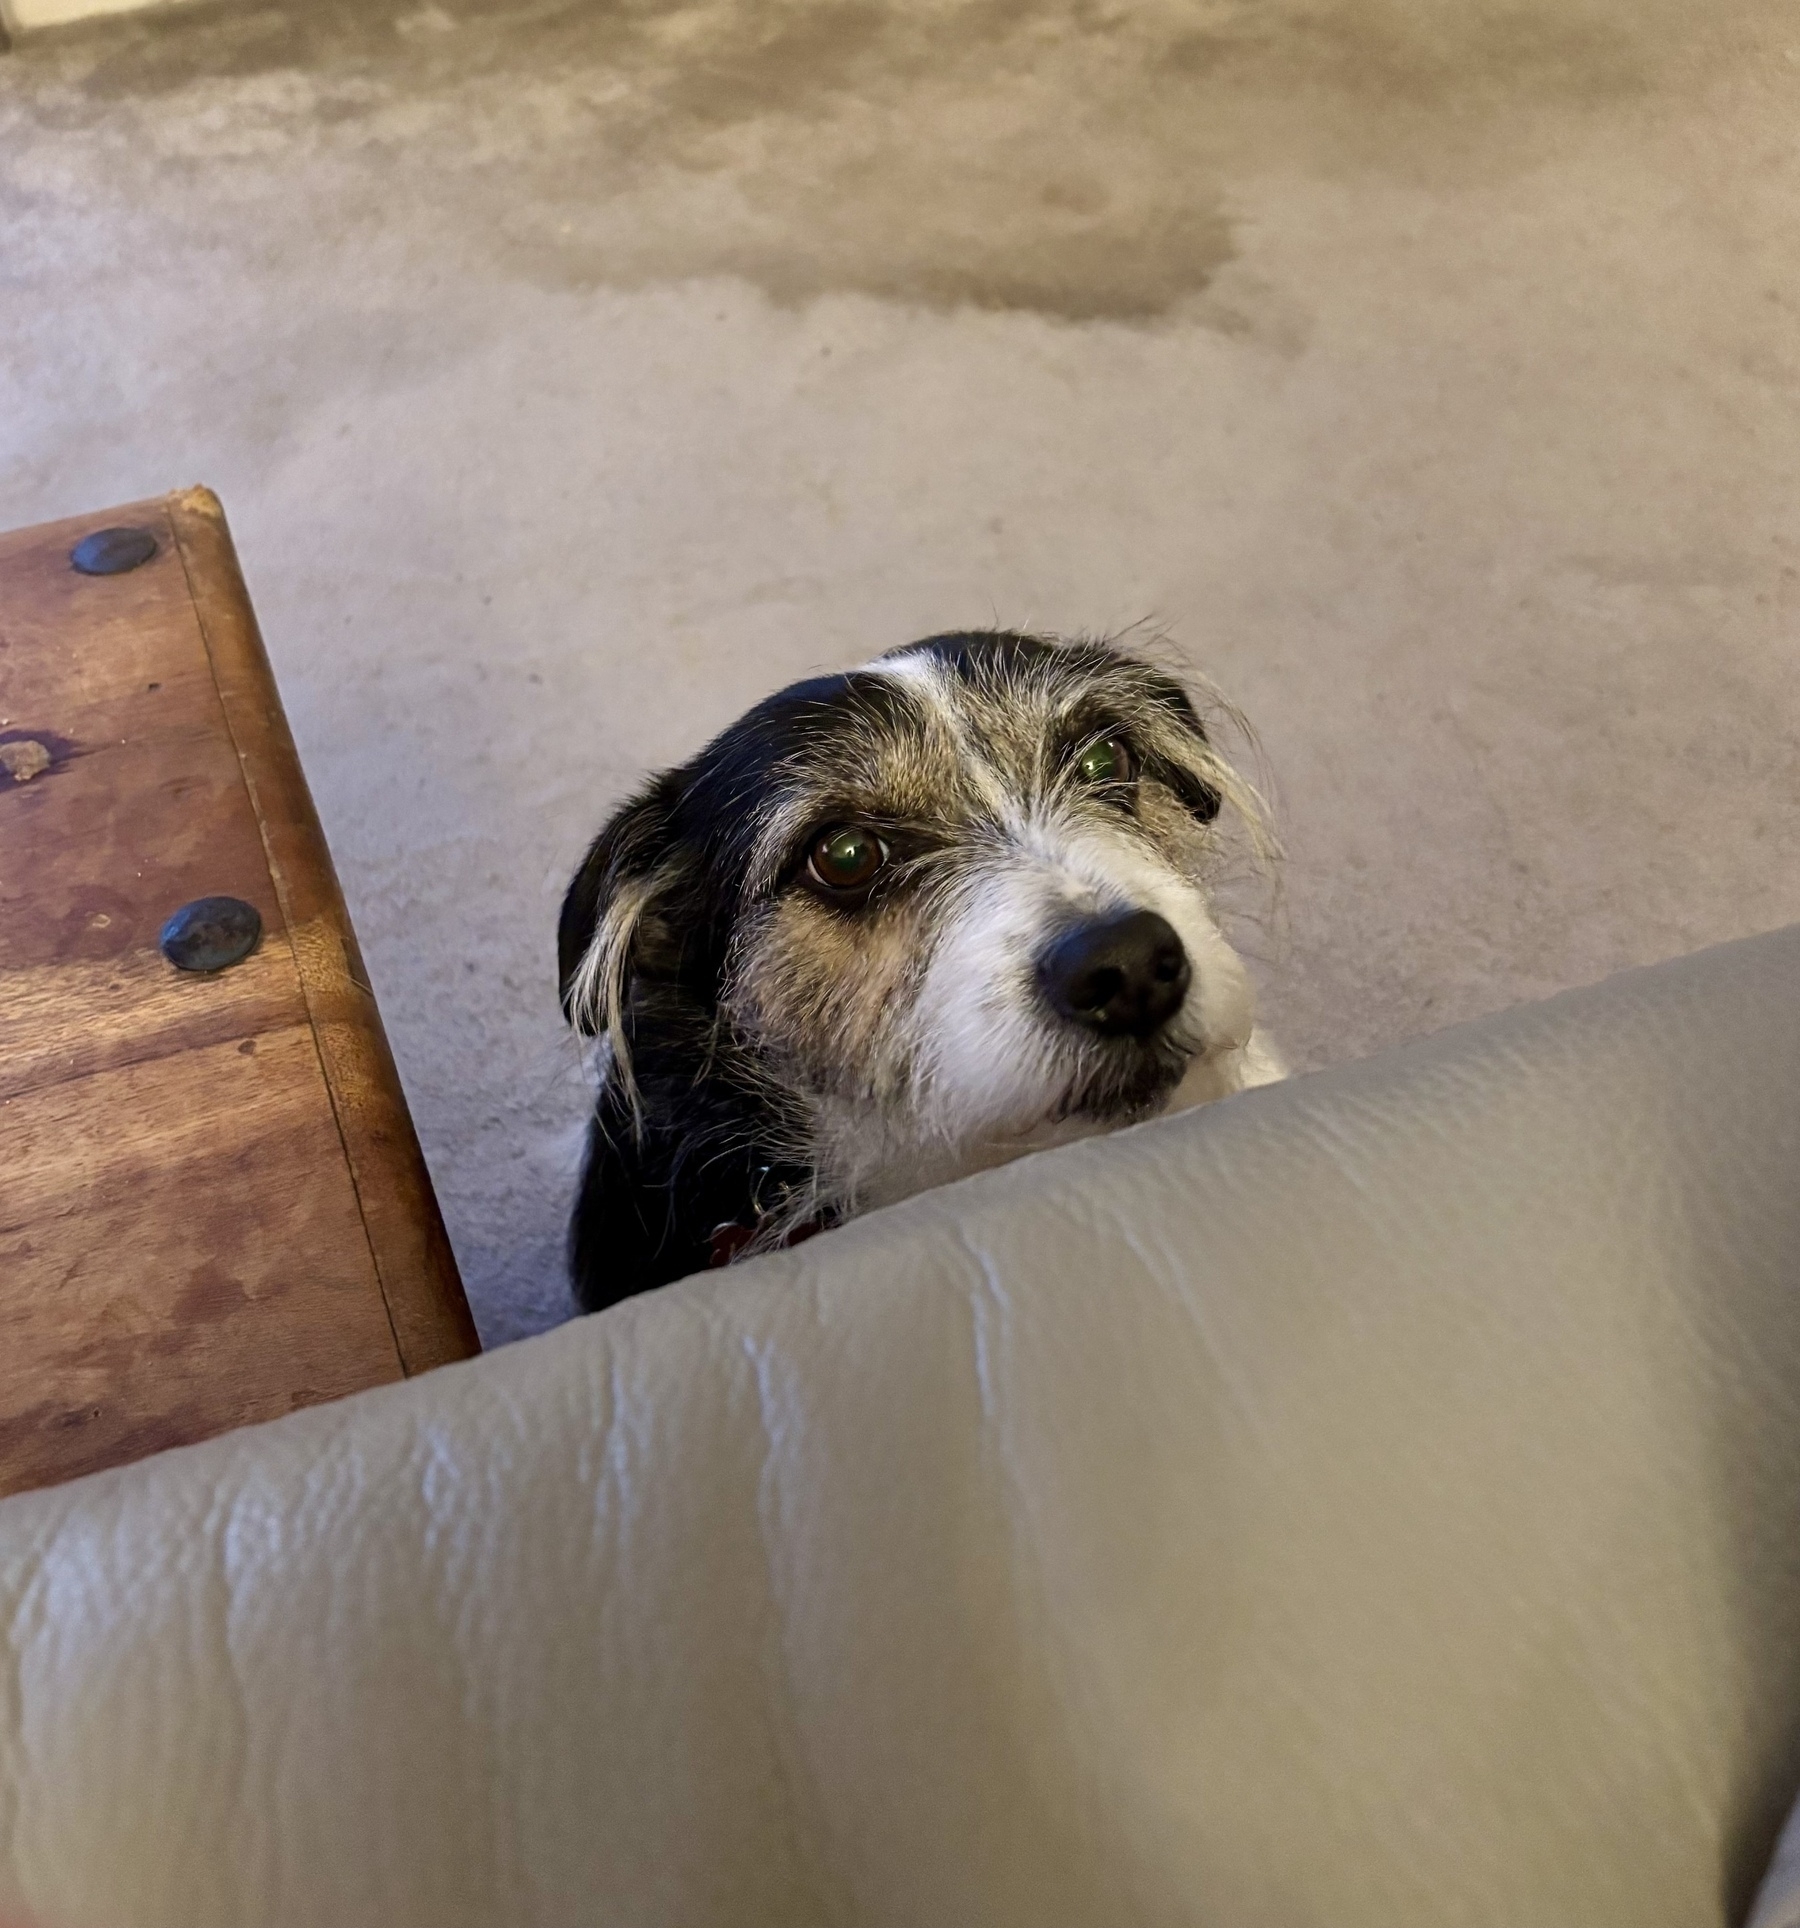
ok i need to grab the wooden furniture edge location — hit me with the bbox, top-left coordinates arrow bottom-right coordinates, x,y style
166,486 -> 481,1371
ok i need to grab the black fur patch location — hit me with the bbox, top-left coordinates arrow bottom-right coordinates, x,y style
559,669 -> 922,1311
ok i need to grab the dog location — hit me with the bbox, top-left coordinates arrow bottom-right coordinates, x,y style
558,629 -> 1281,1315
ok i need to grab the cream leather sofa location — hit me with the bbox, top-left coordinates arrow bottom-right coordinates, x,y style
4,926 -> 1800,1928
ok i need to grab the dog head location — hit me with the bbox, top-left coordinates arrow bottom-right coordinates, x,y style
560,631 -> 1269,1219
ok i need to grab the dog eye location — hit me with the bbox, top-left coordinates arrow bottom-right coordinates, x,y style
807,825 -> 887,894
1074,737 -> 1134,786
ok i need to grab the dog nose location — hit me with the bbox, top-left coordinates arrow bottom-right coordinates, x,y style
1037,909 -> 1191,1040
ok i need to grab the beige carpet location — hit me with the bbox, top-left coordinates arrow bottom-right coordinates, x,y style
4,0 -> 1798,1342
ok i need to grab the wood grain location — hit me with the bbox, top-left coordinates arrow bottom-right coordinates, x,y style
0,942 -> 306,1102
167,489 -> 479,1374
0,1031 -> 405,1490
0,492 -> 476,1498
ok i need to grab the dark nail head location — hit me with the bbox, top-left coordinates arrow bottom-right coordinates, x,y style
71,527 -> 160,577
160,896 -> 263,973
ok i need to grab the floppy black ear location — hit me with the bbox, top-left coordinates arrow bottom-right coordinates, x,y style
557,774 -> 685,1036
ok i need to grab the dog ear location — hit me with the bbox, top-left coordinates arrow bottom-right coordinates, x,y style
558,776 -> 686,1074
1138,671 -> 1277,858
1146,683 -> 1228,823
1164,703 -> 1224,822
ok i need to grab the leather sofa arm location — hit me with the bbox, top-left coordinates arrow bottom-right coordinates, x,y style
4,926 -> 1800,1927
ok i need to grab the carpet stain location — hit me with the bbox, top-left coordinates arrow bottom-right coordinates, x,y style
6,0 -> 1780,323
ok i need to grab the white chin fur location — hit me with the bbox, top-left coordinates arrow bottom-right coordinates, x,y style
814,815 -> 1268,1214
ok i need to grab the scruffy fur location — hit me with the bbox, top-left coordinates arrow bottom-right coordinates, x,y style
559,631 -> 1281,1314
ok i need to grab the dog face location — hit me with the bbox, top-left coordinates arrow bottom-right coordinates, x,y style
560,631 -> 1269,1240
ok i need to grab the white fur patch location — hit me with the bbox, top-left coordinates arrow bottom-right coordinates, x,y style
807,800 -> 1263,1213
